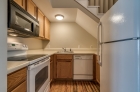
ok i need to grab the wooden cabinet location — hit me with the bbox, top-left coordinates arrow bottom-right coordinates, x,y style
13,0 -> 26,9
55,54 -> 73,79
37,9 -> 45,38
96,55 -> 100,84
37,10 -> 50,40
57,60 -> 73,79
44,17 -> 50,40
27,0 -> 37,18
7,67 -> 27,92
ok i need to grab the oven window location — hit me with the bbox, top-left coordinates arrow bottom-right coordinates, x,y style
35,66 -> 48,92
15,12 -> 33,32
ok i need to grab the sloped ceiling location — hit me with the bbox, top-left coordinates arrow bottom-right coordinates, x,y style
33,0 -> 98,39
76,9 -> 98,38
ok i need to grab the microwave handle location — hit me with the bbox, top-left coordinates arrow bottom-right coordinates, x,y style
15,24 -> 31,32
24,28 -> 31,32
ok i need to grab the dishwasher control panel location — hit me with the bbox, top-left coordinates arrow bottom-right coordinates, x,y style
74,55 -> 93,60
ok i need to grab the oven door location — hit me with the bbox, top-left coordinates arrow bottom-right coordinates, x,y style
28,57 -> 50,92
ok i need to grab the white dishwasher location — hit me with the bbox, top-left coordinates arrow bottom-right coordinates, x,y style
74,55 -> 93,80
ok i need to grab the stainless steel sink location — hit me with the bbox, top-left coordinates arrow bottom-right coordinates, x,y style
57,51 -> 74,54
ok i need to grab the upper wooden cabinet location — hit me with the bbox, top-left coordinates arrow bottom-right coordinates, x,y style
37,9 -> 45,38
13,0 -> 26,9
44,17 -> 50,40
27,0 -> 37,18
38,9 -> 50,40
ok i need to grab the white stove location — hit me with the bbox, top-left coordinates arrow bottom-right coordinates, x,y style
8,42 -> 50,92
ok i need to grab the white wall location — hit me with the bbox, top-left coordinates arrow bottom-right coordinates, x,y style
43,22 -> 97,48
0,0 -> 7,91
7,37 -> 43,50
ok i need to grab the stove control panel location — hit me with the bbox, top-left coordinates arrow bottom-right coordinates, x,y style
8,42 -> 28,51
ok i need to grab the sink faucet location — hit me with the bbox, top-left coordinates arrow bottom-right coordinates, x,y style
62,48 -> 66,52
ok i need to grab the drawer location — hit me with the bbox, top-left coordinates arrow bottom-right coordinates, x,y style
57,55 -> 73,59
8,67 -> 27,92
12,81 -> 27,92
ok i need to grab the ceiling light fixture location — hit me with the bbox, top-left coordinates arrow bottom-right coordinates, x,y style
55,14 -> 64,20
9,33 -> 18,37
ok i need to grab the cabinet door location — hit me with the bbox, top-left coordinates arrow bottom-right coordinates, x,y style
44,17 -> 50,40
57,60 -> 73,79
96,55 -> 100,83
27,0 -> 37,18
37,9 -> 44,37
14,0 -> 26,9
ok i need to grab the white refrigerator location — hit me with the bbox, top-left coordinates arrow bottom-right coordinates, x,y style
98,0 -> 140,92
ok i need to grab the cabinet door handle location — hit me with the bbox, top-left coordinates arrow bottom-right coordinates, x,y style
65,61 -> 71,62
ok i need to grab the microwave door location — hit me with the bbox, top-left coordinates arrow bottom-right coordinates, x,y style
8,1 -> 39,37
14,12 -> 33,32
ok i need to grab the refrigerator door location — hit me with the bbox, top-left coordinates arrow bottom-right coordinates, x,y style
100,0 -> 140,42
101,40 -> 140,92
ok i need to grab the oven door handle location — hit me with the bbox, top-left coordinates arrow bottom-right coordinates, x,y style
28,57 -> 50,70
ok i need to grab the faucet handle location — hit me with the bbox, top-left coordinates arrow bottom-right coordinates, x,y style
70,48 -> 71,51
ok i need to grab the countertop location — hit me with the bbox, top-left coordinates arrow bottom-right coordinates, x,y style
7,61 -> 29,74
7,49 -> 97,74
27,50 -> 97,55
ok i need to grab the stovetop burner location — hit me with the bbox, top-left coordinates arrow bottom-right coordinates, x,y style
8,54 -> 47,61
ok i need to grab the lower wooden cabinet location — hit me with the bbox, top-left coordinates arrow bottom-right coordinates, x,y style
54,54 -> 73,79
7,67 -> 27,92
57,60 -> 73,79
13,0 -> 26,9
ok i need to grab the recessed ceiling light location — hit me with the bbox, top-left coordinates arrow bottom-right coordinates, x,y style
55,14 -> 64,20
9,33 -> 18,37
